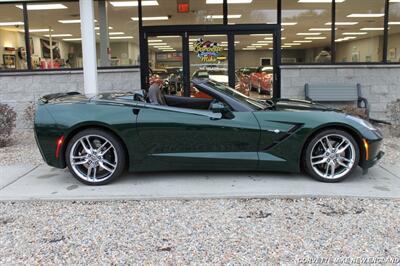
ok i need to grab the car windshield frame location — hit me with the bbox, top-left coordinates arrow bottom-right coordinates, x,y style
200,80 -> 268,111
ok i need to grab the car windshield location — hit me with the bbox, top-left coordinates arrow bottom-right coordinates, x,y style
241,68 -> 257,75
196,71 -> 209,78
261,66 -> 273,72
203,80 -> 269,110
208,70 -> 227,75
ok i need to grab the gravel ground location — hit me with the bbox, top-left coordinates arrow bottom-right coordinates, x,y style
380,137 -> 400,165
1,129 -> 399,167
376,125 -> 400,165
0,131 -> 42,167
0,198 -> 399,265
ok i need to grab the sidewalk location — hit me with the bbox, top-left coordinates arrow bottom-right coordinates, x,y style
0,163 -> 399,201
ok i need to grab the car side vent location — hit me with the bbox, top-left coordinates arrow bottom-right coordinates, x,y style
262,123 -> 303,151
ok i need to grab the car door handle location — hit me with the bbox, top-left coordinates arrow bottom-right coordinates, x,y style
132,108 -> 140,115
266,129 -> 280,134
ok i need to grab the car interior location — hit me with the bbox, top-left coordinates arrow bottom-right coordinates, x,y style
164,95 -> 214,110
133,83 -> 226,111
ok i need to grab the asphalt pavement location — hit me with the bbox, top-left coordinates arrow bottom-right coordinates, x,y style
0,163 -> 399,201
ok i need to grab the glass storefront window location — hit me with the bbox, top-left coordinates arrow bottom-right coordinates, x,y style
148,35 -> 183,95
228,0 -> 277,24
335,0 -> 384,63
189,34 -> 228,97
27,1 -> 83,69
388,1 -> 400,63
100,1 -> 140,67
141,0 -> 223,26
0,4 -> 26,70
1,0 -> 400,73
282,0 -> 331,64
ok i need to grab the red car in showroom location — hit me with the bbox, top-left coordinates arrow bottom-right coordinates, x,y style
250,66 -> 273,95
235,71 -> 250,96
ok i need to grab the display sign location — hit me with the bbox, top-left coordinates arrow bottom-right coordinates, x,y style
193,39 -> 226,63
177,1 -> 189,13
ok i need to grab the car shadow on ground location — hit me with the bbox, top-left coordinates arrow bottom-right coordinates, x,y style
116,168 -> 366,184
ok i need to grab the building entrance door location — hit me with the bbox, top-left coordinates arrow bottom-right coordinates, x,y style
141,25 -> 280,98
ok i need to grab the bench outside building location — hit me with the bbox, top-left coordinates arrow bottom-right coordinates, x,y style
304,83 -> 369,118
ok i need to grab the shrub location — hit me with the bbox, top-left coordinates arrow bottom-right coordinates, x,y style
23,102 -> 36,128
0,104 -> 17,147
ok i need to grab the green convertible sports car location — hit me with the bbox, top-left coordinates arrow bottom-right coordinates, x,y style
34,79 -> 384,185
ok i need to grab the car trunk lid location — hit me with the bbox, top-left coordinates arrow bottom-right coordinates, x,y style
39,92 -> 88,104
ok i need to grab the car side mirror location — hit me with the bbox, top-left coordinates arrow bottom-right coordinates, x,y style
133,90 -> 146,102
211,102 -> 234,119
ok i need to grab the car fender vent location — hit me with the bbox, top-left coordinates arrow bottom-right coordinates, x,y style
262,122 -> 303,151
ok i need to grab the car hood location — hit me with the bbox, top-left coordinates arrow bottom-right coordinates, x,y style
271,98 -> 340,112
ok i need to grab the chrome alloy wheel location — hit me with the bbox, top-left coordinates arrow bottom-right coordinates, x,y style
69,135 -> 118,183
310,134 -> 356,180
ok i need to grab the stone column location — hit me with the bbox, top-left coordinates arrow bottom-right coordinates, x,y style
98,0 -> 110,67
79,0 -> 98,96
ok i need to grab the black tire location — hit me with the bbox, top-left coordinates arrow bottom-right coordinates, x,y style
304,129 -> 360,183
65,128 -> 126,185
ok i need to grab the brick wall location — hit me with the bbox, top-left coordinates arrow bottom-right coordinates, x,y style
0,68 -> 140,129
281,65 -> 400,121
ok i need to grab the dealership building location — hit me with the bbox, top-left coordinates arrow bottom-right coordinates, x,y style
0,0 -> 399,128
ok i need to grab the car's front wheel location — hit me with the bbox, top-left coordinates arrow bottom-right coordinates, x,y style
304,129 -> 360,182
65,128 -> 126,185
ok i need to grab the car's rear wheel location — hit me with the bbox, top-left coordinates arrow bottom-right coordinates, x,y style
65,128 -> 125,185
304,129 -> 359,182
